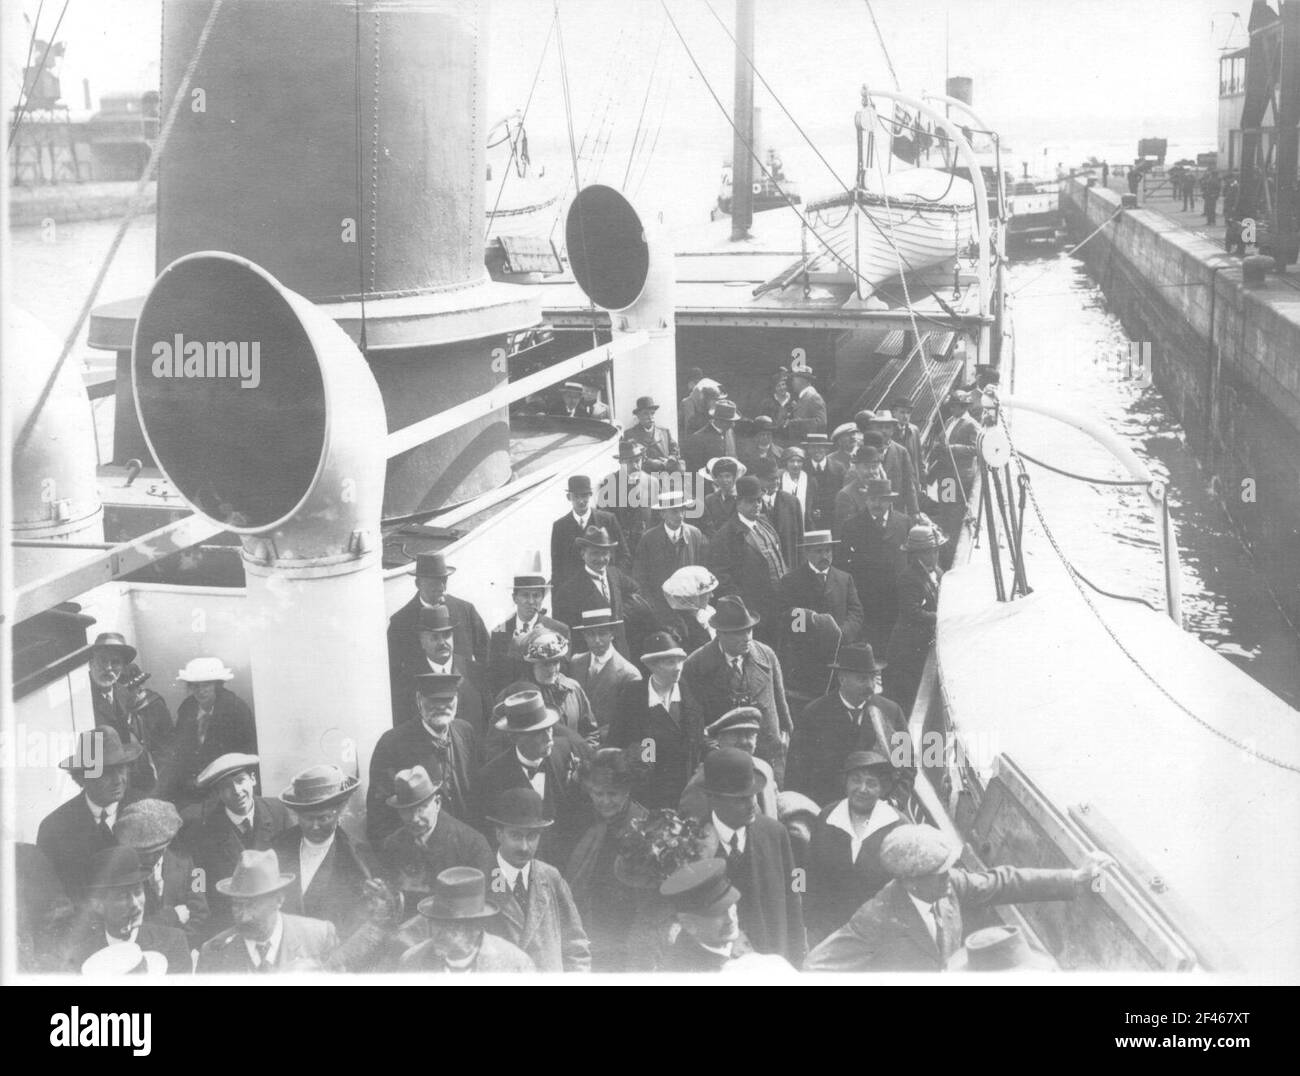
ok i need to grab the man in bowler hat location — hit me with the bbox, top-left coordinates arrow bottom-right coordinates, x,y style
551,475 -> 628,583
387,552 -> 490,682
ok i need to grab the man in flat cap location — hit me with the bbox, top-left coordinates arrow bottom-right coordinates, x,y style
399,867 -> 534,972
626,395 -> 683,474
484,787 -> 591,972
678,706 -> 778,821
387,551 -> 490,685
63,846 -> 193,974
552,524 -> 644,661
367,672 -> 480,846
182,752 -> 291,940
551,475 -> 628,585
115,798 -> 209,946
37,726 -> 143,899
487,558 -> 572,697
805,824 -> 1111,972
390,605 -> 487,733
197,849 -> 338,974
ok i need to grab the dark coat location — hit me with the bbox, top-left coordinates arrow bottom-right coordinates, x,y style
803,799 -> 905,944
197,913 -> 338,974
761,490 -> 805,566
365,717 -> 479,845
552,566 -> 643,660
166,687 -> 257,806
840,508 -> 913,649
683,423 -> 737,474
682,638 -> 792,784
626,422 -> 682,471
702,816 -> 806,965
777,562 -> 864,646
790,387 -> 828,435
475,739 -> 588,866
389,652 -> 486,734
709,516 -> 789,629
880,441 -> 919,516
487,614 -> 571,698
885,562 -> 943,706
551,509 -> 628,584
145,846 -> 210,946
633,522 -> 709,621
489,858 -> 592,972
90,678 -> 164,793
804,868 -> 1079,972
607,677 -> 703,810
568,648 -> 642,735
785,691 -> 914,807
660,929 -> 756,972
36,793 -> 131,900
273,825 -> 379,935
563,801 -> 649,972
700,490 -> 738,538
63,918 -> 193,975
379,809 -> 495,908
387,592 -> 491,679
805,458 -> 846,527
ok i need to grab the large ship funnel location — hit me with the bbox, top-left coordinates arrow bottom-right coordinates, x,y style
566,185 -> 678,432
132,251 -> 392,804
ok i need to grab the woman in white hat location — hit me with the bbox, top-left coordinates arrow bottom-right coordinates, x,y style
660,564 -> 720,651
171,656 -> 257,808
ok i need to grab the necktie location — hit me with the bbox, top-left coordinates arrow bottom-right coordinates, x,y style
239,818 -> 254,844
932,905 -> 946,959
729,657 -> 744,692
256,941 -> 273,972
96,811 -> 113,841
596,574 -> 608,601
728,833 -> 742,864
513,873 -> 529,914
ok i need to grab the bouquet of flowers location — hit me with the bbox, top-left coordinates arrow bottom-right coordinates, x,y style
613,809 -> 711,890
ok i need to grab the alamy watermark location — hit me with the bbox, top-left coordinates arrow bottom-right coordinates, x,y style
150,334 -> 262,389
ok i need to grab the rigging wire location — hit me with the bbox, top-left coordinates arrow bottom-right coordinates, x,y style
622,8 -> 668,192
632,33 -> 677,199
8,0 -> 69,149
14,0 -> 226,457
863,0 -> 900,90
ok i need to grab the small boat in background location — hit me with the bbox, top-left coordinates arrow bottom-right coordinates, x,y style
710,108 -> 801,221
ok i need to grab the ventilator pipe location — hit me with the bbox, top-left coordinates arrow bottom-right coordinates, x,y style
8,308 -> 104,547
131,251 -> 392,803
566,185 -> 678,433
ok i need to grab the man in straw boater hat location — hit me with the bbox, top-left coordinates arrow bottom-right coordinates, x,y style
367,671 -> 479,845
840,477 -> 913,652
391,604 -> 487,733
884,520 -> 947,710
398,867 -> 534,972
551,473 -> 628,586
708,476 -> 789,641
79,939 -> 168,977
197,848 -> 339,974
778,529 -> 864,647
379,765 -> 494,913
698,455 -> 744,538
114,798 -> 209,945
802,750 -> 906,946
387,550 -> 491,683
862,409 -> 919,515
567,607 -> 642,739
475,689 -> 587,866
683,396 -> 739,474
168,655 -> 256,808
273,765 -> 381,935
805,823 -> 1112,973
683,595 -> 792,782
697,747 -> 806,966
62,846 -> 191,975
552,524 -> 645,661
185,752 -> 292,939
486,552 -> 571,697
550,379 -> 591,419
626,394 -> 683,474
483,786 -> 590,972
37,725 -> 143,899
785,642 -> 914,809
634,486 -> 709,622
678,705 -> 778,822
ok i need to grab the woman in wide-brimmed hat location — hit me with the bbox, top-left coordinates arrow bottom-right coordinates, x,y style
660,564 -> 720,651
169,655 -> 257,809
884,522 -> 946,709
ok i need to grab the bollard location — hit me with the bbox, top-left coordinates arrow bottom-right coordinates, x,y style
1243,255 -> 1274,284
1121,194 -> 1138,209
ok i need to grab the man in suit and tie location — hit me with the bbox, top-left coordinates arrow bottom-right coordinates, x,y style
778,530 -> 864,647
698,749 -> 806,965
840,479 -> 913,651
803,434 -> 845,528
658,858 -> 759,972
568,608 -> 642,739
551,475 -> 628,584
788,368 -> 828,436
683,398 -> 739,474
886,522 -> 946,711
699,456 -> 744,538
399,867 -> 535,972
552,525 -> 644,661
85,633 -> 163,792
833,445 -> 886,538
605,439 -> 655,564
114,798 -> 209,947
738,414 -> 784,474
709,476 -> 790,640
549,380 -> 591,419
484,787 -> 591,972
197,849 -> 339,973
388,553 -> 490,681
682,596 -> 792,784
390,605 -> 487,733
625,395 -> 683,474
487,565 -> 570,697
367,673 -> 480,845
634,488 -> 709,622
862,412 -> 920,516
805,824 -> 1111,972
752,457 -> 805,566
37,726 -> 142,900
890,397 -> 924,490
475,690 -> 588,867
678,706 -> 779,821
785,643 -> 914,808
181,752 -> 292,940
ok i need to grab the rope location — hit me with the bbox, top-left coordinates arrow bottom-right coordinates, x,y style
14,0 -> 226,457
622,9 -> 667,192
8,0 -> 69,149
863,0 -> 900,90
1011,202 -> 1124,297
632,36 -> 677,199
1015,447 -> 1150,487
999,414 -> 1300,775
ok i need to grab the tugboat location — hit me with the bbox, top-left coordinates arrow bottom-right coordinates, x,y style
710,109 -> 801,221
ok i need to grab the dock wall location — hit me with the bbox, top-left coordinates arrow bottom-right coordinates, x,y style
1061,179 -> 1300,624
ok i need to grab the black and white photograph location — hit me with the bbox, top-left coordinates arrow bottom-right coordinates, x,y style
2,0 -> 1298,1011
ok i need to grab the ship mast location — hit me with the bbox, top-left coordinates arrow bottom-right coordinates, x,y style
730,0 -> 755,240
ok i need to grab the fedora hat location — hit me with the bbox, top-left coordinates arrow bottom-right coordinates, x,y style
868,409 -> 899,426
576,607 -> 623,630
279,764 -> 360,810
702,456 -> 745,484
614,439 -> 644,462
634,395 -> 660,413
524,630 -> 570,663
194,751 -> 259,790
704,706 -> 762,738
417,867 -> 501,921
830,422 -> 858,444
485,787 -> 554,830
90,632 -> 137,663
81,941 -> 167,976
575,525 -> 619,549
215,848 -> 295,898
115,799 -> 182,854
415,552 -> 455,578
865,478 -> 897,499
700,747 -> 765,798
708,399 -> 739,421
386,765 -> 442,809
639,630 -> 687,662
948,925 -> 1056,972
829,642 -> 887,674
60,725 -> 143,773
651,489 -> 695,511
798,529 -> 839,547
879,824 -> 962,878
660,858 -> 740,916
86,846 -> 149,890
176,656 -> 234,683
493,689 -> 559,733
842,749 -> 894,774
410,605 -> 457,634
901,523 -> 947,552
711,595 -> 760,631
